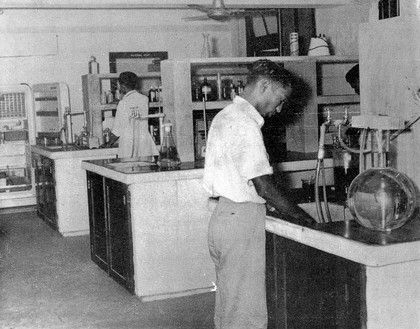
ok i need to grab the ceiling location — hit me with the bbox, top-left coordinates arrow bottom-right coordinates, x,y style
0,0 -> 354,10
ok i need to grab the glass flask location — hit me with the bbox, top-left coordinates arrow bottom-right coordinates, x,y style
201,77 -> 212,101
347,167 -> 417,232
158,121 -> 181,169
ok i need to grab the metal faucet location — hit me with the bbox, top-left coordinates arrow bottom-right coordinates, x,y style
325,108 -> 331,125
59,126 -> 67,147
60,107 -> 73,146
342,106 -> 350,125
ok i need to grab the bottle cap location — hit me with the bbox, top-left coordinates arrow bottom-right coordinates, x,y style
163,120 -> 173,132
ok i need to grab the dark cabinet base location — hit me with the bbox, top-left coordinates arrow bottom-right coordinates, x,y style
34,154 -> 57,229
87,171 -> 134,294
266,232 -> 366,329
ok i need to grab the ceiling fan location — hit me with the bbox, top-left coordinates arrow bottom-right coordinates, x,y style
184,0 -> 277,21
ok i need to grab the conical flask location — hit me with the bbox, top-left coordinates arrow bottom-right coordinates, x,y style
158,121 -> 181,169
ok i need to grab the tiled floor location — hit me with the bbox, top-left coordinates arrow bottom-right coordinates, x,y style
0,210 -> 215,329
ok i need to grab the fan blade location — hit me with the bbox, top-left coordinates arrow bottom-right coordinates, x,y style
229,9 -> 279,18
183,15 -> 212,21
187,4 -> 211,14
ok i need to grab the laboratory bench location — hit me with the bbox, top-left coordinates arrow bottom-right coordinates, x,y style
266,208 -> 420,329
31,145 -> 117,236
79,155 -> 336,298
83,156 -> 420,328
81,158 -> 216,300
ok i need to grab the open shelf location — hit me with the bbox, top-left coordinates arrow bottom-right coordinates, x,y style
317,94 -> 360,104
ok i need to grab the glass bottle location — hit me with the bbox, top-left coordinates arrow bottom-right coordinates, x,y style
201,33 -> 212,58
222,83 -> 228,100
114,88 -> 121,101
88,56 -> 99,74
158,86 -> 163,102
201,78 -> 212,101
158,121 -> 181,169
237,80 -> 244,94
229,82 -> 236,100
149,86 -> 156,102
192,82 -> 201,101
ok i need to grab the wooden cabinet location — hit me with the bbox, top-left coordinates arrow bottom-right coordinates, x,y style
31,146 -> 117,236
161,56 -> 359,162
87,171 -> 134,293
266,232 -> 366,329
33,154 -> 57,229
87,171 -> 107,271
105,178 -> 134,290
82,73 -> 163,146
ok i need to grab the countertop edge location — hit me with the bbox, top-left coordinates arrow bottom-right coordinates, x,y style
31,145 -> 118,159
81,161 -> 204,184
265,215 -> 420,267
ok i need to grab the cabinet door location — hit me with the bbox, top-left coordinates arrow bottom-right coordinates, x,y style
105,178 -> 134,293
35,156 -> 57,229
33,154 -> 45,219
43,157 -> 57,228
266,232 -> 366,329
87,172 -> 108,271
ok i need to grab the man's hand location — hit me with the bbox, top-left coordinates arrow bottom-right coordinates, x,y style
252,175 -> 315,224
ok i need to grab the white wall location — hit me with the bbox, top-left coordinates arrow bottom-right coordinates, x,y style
0,6 -> 367,134
315,3 -> 371,55
0,9 -> 241,133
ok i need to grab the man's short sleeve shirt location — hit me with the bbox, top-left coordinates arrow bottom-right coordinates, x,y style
203,96 -> 273,203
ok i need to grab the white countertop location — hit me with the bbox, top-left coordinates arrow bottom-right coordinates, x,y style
81,160 -> 204,184
266,215 -> 420,267
82,157 -> 420,268
31,145 -> 118,160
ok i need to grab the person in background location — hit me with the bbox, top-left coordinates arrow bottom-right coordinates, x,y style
203,59 -> 314,329
345,64 -> 360,95
106,71 -> 158,160
345,64 -> 361,145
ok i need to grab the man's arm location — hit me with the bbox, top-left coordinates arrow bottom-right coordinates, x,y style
252,175 -> 315,224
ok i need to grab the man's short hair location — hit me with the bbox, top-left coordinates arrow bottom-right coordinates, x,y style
118,71 -> 138,90
345,64 -> 359,84
246,59 -> 293,88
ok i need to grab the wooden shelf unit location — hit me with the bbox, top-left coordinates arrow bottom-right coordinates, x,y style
82,73 -> 163,145
161,56 -> 359,162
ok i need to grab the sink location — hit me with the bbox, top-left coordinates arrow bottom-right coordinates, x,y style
43,145 -> 88,152
107,160 -> 158,173
46,146 -> 70,150
108,161 -> 154,169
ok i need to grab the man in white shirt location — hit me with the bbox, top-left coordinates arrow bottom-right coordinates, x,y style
108,71 -> 158,160
203,59 -> 314,329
